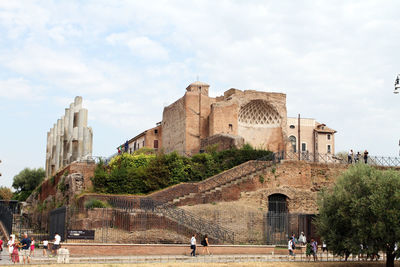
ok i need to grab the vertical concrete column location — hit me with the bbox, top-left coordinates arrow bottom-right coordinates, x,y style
77,108 -> 88,159
45,131 -> 50,178
52,123 -> 57,173
83,127 -> 93,158
68,103 -> 74,163
74,96 -> 82,111
55,120 -> 62,171
63,109 -> 70,165
60,116 -> 65,166
45,96 -> 93,176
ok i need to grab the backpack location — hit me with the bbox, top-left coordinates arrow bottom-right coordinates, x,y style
201,239 -> 206,246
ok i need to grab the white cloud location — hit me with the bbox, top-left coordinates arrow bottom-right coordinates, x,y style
0,78 -> 37,99
107,33 -> 168,60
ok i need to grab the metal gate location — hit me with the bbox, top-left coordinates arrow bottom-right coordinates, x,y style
49,206 -> 66,241
264,212 -> 317,245
0,205 -> 12,236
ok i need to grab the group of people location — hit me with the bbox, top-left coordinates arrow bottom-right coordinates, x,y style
6,233 -> 35,264
190,233 -> 210,257
288,232 -> 327,261
3,232 -> 61,264
348,149 -> 369,164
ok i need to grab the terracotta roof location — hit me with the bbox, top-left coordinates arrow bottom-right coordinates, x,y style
315,122 -> 337,133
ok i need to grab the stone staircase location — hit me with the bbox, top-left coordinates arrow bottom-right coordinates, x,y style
168,162 -> 272,206
109,202 -> 235,244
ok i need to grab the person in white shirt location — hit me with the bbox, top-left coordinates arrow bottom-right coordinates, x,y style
299,232 -> 306,245
42,240 -> 48,256
7,235 -> 15,260
190,234 -> 196,256
52,233 -> 61,256
288,237 -> 294,257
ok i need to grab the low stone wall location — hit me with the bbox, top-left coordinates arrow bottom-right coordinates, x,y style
61,243 -> 280,256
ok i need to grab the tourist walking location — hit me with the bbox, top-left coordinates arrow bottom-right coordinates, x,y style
52,232 -> 61,256
348,150 -> 354,164
288,237 -> 295,257
42,239 -> 48,257
190,234 -> 196,257
364,150 -> 369,164
311,238 -> 318,261
11,241 -> 20,264
20,233 -> 31,264
299,232 -> 306,245
0,238 -> 3,260
7,235 -> 14,260
201,234 -> 210,255
355,152 -> 361,163
30,237 -> 35,256
305,241 -> 312,261
322,240 -> 328,253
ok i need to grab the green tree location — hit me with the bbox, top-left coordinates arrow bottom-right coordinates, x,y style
12,167 -> 45,201
316,164 -> 400,267
0,186 -> 13,200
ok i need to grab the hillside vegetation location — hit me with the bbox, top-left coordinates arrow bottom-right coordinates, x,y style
92,145 -> 273,194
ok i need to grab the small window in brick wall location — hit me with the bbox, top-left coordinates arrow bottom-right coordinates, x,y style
229,124 -> 233,131
154,140 -> 159,149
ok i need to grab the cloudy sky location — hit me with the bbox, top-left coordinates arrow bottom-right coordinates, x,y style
1,1 -> 399,188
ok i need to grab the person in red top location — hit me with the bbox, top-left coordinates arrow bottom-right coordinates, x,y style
0,239 -> 3,260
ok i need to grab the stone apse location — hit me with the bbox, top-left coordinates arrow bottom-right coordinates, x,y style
161,82 -> 287,155
45,96 -> 93,178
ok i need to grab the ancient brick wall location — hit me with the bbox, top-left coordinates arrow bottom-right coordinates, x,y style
172,161 -> 349,214
200,134 -> 244,151
38,161 -> 96,202
162,97 -> 186,153
209,102 -> 239,136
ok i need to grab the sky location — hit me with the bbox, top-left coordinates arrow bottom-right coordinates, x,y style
0,1 -> 399,188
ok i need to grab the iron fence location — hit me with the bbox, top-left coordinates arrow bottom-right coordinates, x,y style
264,212 -> 316,245
284,151 -> 400,167
106,198 -> 235,244
65,206 -> 232,244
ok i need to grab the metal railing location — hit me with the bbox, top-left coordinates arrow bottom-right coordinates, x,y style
155,202 -> 235,244
107,198 -> 235,244
284,151 -> 400,167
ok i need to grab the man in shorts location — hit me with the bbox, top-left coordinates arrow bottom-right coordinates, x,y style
52,233 -> 61,256
20,233 -> 31,264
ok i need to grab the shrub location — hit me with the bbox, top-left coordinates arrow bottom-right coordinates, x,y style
92,146 -> 274,195
58,177 -> 67,193
84,199 -> 109,209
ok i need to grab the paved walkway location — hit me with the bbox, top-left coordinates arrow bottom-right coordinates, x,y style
0,249 -> 388,265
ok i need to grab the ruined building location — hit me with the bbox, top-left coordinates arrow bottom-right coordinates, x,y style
45,96 -> 93,177
121,81 -> 336,156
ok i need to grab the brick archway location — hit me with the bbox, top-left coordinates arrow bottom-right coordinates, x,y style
267,189 -> 294,200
